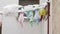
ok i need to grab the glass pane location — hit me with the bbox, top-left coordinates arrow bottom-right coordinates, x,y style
19,0 -> 39,6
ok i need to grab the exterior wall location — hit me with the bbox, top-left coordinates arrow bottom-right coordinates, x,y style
52,0 -> 60,34
0,0 -> 18,10
0,0 -> 18,34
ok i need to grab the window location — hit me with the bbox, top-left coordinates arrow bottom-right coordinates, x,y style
19,0 -> 39,6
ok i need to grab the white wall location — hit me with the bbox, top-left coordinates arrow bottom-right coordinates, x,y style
0,0 -> 18,34
0,0 -> 18,10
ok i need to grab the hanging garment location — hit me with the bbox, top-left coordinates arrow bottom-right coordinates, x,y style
29,10 -> 34,26
34,9 -> 40,24
39,8 -> 46,21
24,5 -> 34,26
25,10 -> 34,26
18,8 -> 24,28
32,4 -> 41,25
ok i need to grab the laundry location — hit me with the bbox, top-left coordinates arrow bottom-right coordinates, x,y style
18,8 -> 24,28
0,0 -> 51,34
24,5 -> 34,26
33,4 -> 40,25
